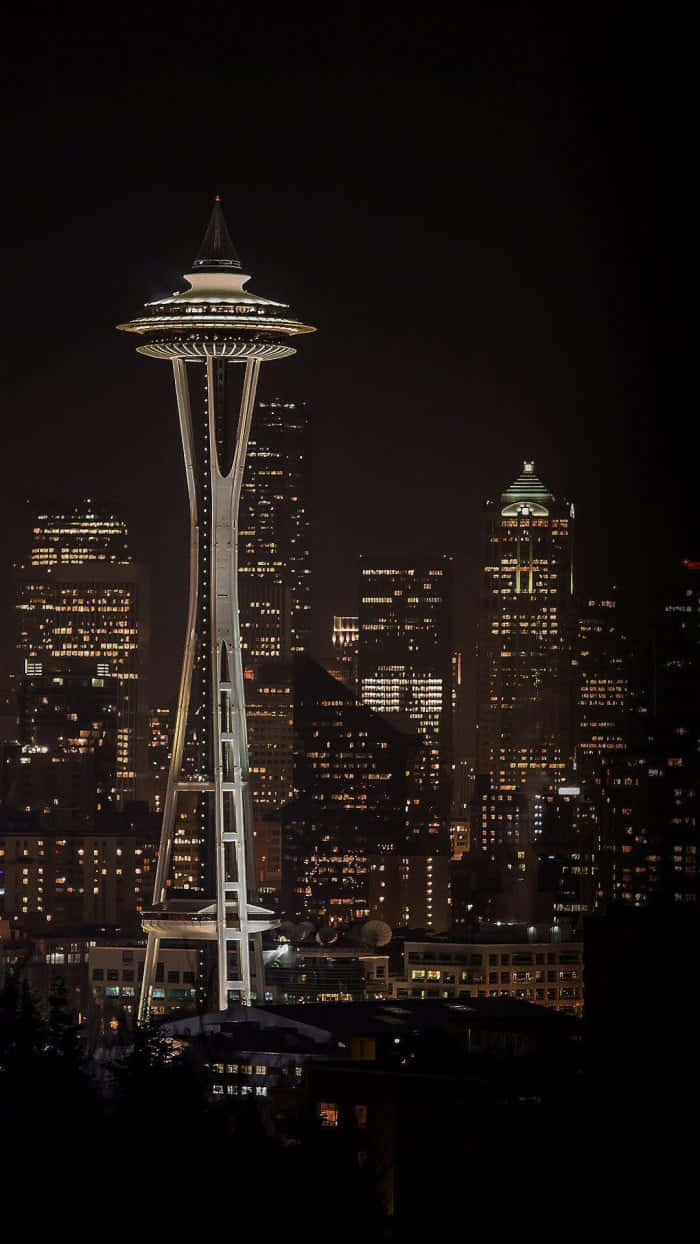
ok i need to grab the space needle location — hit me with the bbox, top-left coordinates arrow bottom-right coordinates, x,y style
118,199 -> 314,1021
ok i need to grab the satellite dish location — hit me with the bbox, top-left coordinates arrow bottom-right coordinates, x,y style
361,920 -> 392,949
297,921 -> 315,943
277,921 -> 299,944
315,926 -> 338,946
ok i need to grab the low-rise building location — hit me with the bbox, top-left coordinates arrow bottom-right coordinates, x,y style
265,945 -> 389,1003
88,942 -> 200,1018
388,938 -> 583,1014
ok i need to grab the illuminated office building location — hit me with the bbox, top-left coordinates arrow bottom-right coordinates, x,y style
367,852 -> 450,932
535,782 -> 597,921
282,657 -> 414,925
359,556 -> 454,840
239,398 -> 311,667
476,462 -> 574,783
574,595 -> 633,778
147,707 -> 172,814
471,463 -> 575,921
327,615 -> 359,691
15,503 -> 148,815
0,807 -> 158,929
597,567 -> 699,909
29,507 -> 130,566
246,662 -> 294,899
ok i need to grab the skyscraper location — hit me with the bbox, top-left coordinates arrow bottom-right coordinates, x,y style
239,398 -> 311,667
574,595 -> 633,779
476,462 -> 574,784
327,615 -> 359,691
596,566 -> 699,909
14,502 -> 148,818
359,556 -> 454,839
281,656 -> 414,925
118,198 -> 313,1016
247,661 -> 294,900
471,462 -> 574,921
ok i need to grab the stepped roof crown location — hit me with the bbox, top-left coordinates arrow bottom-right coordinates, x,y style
500,461 -> 555,516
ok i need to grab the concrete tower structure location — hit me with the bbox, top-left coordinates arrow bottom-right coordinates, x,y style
118,199 -> 314,1019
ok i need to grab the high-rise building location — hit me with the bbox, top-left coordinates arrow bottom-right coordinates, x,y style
596,566 -> 699,909
247,662 -> 294,900
367,852 -> 450,932
535,781 -> 597,921
281,657 -> 414,925
118,198 -> 313,1015
476,462 -> 574,783
359,556 -> 454,840
469,462 -> 575,922
146,707 -> 172,815
0,805 -> 158,929
14,503 -> 149,817
574,595 -> 634,779
239,398 -> 311,667
327,616 -> 359,691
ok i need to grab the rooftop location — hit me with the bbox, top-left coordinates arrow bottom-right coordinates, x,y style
500,460 -> 555,514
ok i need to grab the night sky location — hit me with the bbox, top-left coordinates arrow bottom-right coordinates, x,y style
0,6 -> 676,704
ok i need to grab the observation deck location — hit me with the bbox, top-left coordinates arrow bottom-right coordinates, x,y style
142,898 -> 278,941
117,262 -> 312,360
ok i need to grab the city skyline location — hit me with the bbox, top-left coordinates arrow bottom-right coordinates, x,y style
0,11 -> 675,715
0,10 -> 683,1232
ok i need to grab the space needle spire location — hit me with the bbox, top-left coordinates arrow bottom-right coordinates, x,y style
118,198 -> 315,1021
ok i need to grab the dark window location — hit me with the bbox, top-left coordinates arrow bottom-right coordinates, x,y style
469,954 -> 483,965
489,972 -> 498,984
122,969 -> 134,982
107,969 -> 119,982
407,952 -> 419,962
438,954 -> 451,963
375,966 -> 385,977
167,970 -> 179,984
92,968 -> 104,981
183,971 -> 195,984
501,972 -> 510,984
501,954 -> 510,965
122,950 -> 133,964
155,963 -> 164,982
535,953 -> 545,964
489,954 -> 498,965
454,954 -> 466,964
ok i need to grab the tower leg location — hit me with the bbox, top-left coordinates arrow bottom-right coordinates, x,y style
208,356 -> 262,1009
137,358 -> 199,1025
137,933 -> 160,1025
